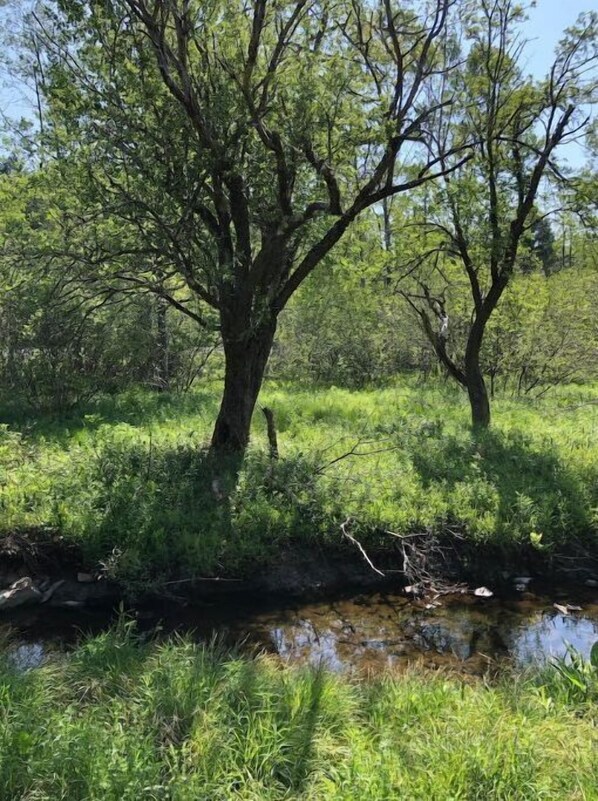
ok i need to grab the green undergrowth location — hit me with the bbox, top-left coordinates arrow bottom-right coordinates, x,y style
0,623 -> 597,800
1,378 -> 597,586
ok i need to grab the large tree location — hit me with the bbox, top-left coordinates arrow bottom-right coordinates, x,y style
399,0 -> 597,428
26,0 -> 469,452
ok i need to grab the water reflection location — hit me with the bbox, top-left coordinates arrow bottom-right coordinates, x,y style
510,611 -> 598,664
1,589 -> 598,675
236,593 -> 598,673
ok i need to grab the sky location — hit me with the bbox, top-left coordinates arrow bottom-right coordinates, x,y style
0,0 -> 595,165
523,0 -> 594,76
523,0 -> 596,167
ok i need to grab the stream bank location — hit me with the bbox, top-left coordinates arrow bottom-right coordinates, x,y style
1,526 -> 597,609
1,530 -> 598,678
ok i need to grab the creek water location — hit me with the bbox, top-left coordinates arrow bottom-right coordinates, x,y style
2,583 -> 598,675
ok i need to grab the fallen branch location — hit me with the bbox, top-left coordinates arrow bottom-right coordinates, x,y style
340,517 -> 385,576
340,515 -> 468,595
159,576 -> 242,585
316,436 -> 399,475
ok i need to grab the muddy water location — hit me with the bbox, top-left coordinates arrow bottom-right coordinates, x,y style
3,587 -> 598,675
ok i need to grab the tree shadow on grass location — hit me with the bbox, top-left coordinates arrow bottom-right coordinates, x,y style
88,445 -> 244,581
284,666 -> 326,792
0,387 -> 221,444
408,427 -> 594,547
86,441 -> 328,578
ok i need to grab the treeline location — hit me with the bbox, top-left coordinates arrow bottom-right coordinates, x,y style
0,0 -> 596,438
275,219 -> 598,393
1,190 -> 595,413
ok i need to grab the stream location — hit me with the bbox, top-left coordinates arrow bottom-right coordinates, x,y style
2,583 -> 598,675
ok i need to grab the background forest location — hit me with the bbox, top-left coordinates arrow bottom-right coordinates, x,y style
0,170 -> 596,412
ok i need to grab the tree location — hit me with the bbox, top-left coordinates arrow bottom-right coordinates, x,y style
27,0 -> 470,453
531,217 -> 557,276
399,1 -> 597,428
272,214 -> 422,386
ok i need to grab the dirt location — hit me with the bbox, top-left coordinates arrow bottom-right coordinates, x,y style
1,528 -> 597,613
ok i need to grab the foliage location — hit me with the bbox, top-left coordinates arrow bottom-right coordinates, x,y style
0,625 -> 597,800
1,380 -> 598,587
0,0 -> 595,434
396,1 -> 598,427
12,0 -> 470,452
0,168 -> 218,412
545,642 -> 598,707
272,217 -> 426,387
483,268 -> 598,395
273,231 -> 598,392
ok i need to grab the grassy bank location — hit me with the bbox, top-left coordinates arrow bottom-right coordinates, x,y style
1,378 -> 597,586
0,624 -> 597,800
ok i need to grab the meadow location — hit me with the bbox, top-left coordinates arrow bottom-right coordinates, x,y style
1,377 -> 597,588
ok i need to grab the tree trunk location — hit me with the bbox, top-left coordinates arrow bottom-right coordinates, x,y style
466,366 -> 491,428
210,321 -> 277,454
465,326 -> 491,429
155,298 -> 170,391
489,369 -> 496,399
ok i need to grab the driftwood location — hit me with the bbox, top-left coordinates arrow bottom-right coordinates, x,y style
340,518 -> 385,576
0,577 -> 65,610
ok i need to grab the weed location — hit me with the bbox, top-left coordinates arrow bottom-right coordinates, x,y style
1,378 -> 597,586
0,627 -> 597,800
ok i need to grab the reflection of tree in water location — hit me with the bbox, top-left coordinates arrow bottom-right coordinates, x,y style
400,607 -> 511,662
230,595 -> 598,672
512,612 -> 598,665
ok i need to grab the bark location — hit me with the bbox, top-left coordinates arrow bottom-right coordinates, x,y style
210,320 -> 277,453
155,298 -> 170,391
261,406 -> 279,460
466,365 -> 491,429
465,326 -> 490,429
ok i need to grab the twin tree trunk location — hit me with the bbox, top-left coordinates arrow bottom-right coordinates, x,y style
210,314 -> 491,456
210,319 -> 277,453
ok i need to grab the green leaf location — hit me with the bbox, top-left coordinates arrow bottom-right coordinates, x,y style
530,531 -> 543,549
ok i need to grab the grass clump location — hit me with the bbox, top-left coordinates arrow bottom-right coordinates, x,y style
0,624 -> 597,800
1,378 -> 597,585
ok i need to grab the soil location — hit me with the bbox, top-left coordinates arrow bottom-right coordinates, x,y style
0,528 -> 597,613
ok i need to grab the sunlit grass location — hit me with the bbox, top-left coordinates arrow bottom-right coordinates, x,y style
0,623 -> 597,800
1,377 -> 597,585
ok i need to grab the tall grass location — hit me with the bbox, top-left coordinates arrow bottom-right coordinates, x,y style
1,378 -> 597,585
0,623 -> 597,800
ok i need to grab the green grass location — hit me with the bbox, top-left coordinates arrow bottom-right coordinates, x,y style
1,377 -> 598,585
0,622 -> 597,800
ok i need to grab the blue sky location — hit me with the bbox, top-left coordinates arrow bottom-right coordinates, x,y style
523,0 -> 596,168
1,0 -> 595,164
523,0 -> 593,77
